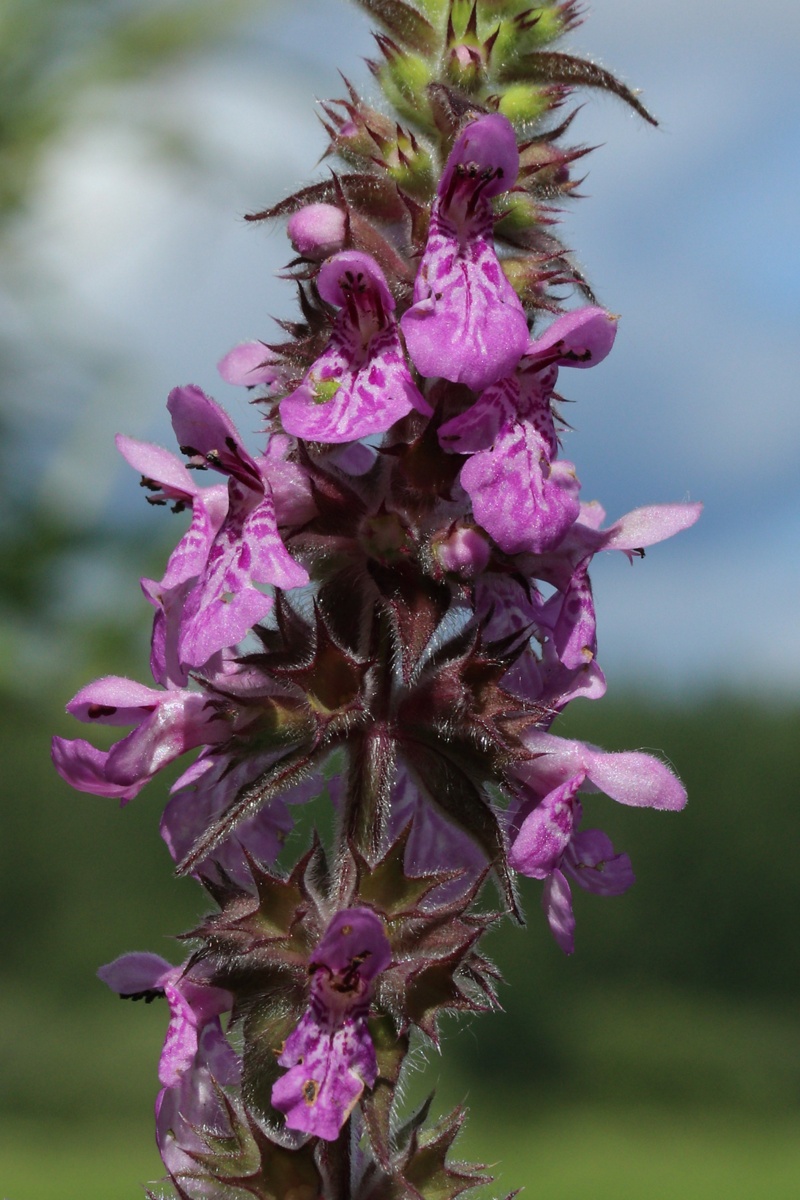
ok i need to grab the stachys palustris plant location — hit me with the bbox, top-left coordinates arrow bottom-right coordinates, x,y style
54,1 -> 700,1195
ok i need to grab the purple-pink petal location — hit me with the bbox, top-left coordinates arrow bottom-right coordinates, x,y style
581,746 -> 688,811
519,731 -> 688,812
115,434 -> 198,502
97,951 -> 172,996
158,982 -> 202,1088
56,681 -> 228,799
156,1018 -> 241,1186
316,250 -> 395,313
508,772 -> 584,878
66,675 -> 165,725
51,737 -> 144,803
460,423 -> 580,554
104,691 -> 226,786
401,231 -> 529,392
542,868 -> 575,955
439,113 -> 521,202
157,489 -> 226,593
217,341 -> 283,388
99,954 -> 233,1091
401,114 -> 528,391
272,908 -> 390,1140
280,331 -> 426,442
598,502 -> 703,553
526,307 -> 618,369
566,829 -> 635,896
160,751 -> 297,880
280,252 -> 429,443
312,908 -> 392,982
167,385 -> 247,469
271,1010 -> 374,1141
438,375 -> 518,454
157,385 -> 311,666
288,203 -> 347,260
538,558 -> 597,669
387,765 -> 488,903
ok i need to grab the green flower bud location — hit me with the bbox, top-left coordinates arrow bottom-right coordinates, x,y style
494,190 -> 542,237
385,139 -> 436,199
488,5 -> 571,76
374,47 -> 436,132
414,0 -> 450,22
495,81 -> 555,125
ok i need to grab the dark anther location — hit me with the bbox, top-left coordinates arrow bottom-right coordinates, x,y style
119,988 -> 165,1003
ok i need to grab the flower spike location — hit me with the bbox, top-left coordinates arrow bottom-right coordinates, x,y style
54,3 -> 697,1194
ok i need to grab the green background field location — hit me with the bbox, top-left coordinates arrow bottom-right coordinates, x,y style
4,689 -> 798,1198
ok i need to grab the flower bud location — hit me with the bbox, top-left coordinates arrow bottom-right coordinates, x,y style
371,42 -> 435,132
496,82 -> 557,126
287,203 -> 347,260
434,524 -> 491,580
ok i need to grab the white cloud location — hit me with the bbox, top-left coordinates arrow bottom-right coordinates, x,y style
12,0 -> 799,686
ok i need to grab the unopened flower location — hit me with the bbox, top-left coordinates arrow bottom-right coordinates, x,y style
433,522 -> 491,579
271,907 -> 392,1140
287,203 -> 347,260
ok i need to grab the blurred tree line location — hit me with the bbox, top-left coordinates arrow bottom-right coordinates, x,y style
0,0 -> 270,704
5,686 -> 799,1129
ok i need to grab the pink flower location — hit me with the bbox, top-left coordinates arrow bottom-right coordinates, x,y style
271,908 -> 391,1140
118,391 -> 313,675
280,250 -> 430,443
164,386 -> 309,666
508,732 -> 686,952
401,114 -> 529,391
98,953 -> 239,1186
51,676 -> 228,803
98,951 -> 233,1088
438,307 -> 618,555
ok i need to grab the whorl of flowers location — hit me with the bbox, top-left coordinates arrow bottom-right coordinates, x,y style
54,2 -> 699,1196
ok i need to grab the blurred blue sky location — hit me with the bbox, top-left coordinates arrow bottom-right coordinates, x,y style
9,0 -> 800,694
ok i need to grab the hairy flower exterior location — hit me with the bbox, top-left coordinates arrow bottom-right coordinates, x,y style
508,733 -> 686,950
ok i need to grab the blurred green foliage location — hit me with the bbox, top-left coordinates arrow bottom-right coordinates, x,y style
0,0 -> 261,217
2,682 -> 799,1196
